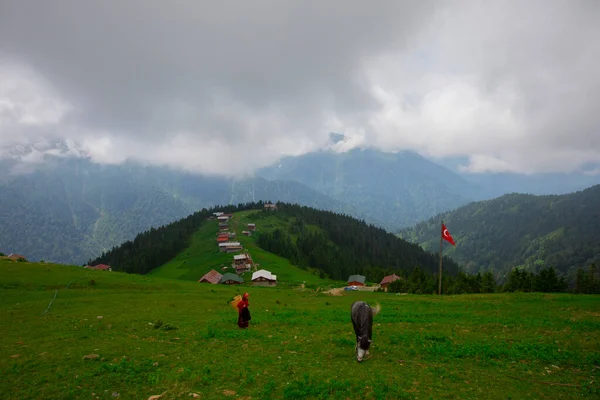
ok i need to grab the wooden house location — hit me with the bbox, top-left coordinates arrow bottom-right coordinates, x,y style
219,242 -> 241,252
247,223 -> 256,231
226,246 -> 243,253
199,270 -> 222,284
220,273 -> 243,285
242,230 -> 252,236
347,274 -> 366,286
233,253 -> 252,266
379,274 -> 401,292
251,269 -> 277,286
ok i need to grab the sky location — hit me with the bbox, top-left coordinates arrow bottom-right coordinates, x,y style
0,0 -> 599,176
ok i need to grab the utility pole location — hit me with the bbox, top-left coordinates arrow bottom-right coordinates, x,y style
438,219 -> 443,295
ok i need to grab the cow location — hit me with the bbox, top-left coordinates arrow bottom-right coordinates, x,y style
350,301 -> 381,362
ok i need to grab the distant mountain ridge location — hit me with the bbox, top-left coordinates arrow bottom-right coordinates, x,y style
398,184 -> 600,280
2,146 -> 599,267
258,148 -> 483,229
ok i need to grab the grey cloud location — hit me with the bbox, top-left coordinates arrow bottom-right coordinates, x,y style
0,0 -> 599,175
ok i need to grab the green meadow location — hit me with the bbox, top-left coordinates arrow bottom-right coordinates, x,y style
1,261 -> 599,399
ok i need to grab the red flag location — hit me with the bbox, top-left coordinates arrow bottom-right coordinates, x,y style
441,223 -> 456,246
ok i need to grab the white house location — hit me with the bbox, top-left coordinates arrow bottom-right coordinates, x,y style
251,269 -> 277,286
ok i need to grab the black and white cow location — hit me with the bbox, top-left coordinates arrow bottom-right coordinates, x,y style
350,301 -> 381,362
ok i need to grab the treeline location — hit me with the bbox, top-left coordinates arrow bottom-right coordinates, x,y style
256,203 -> 461,281
89,202 -> 265,274
386,265 -> 600,294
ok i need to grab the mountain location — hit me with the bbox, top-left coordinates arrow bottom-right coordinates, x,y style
257,148 -> 483,229
0,157 -> 355,265
91,202 -> 462,284
398,185 -> 600,280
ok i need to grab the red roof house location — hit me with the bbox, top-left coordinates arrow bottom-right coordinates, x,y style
6,253 -> 27,261
87,264 -> 112,271
198,270 -> 223,284
380,274 -> 401,291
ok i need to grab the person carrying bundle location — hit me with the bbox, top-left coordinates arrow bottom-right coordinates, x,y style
231,292 -> 251,328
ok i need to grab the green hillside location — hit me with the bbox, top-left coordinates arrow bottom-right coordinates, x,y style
149,209 -> 337,286
1,260 -> 599,399
399,184 -> 600,281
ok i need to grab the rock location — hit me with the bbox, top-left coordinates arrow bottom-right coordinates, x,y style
10,354 -> 19,358
222,390 -> 236,396
83,354 -> 100,360
189,394 -> 200,398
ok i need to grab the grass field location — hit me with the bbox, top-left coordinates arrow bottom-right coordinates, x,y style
1,260 -> 599,399
150,210 -> 339,287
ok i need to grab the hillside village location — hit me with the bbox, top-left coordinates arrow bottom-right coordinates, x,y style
192,203 -> 404,290
199,204 -> 279,287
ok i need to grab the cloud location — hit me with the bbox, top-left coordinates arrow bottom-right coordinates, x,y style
0,0 -> 598,175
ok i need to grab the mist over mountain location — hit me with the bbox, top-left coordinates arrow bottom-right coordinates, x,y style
0,156 -> 357,264
1,144 -> 599,266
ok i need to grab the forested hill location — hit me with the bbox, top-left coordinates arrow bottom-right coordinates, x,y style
254,203 -> 461,281
398,184 -> 600,280
91,202 -> 461,282
90,202 -> 261,274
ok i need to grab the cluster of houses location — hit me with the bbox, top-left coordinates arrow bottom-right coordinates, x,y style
199,268 -> 277,286
204,210 -> 277,286
347,274 -> 401,292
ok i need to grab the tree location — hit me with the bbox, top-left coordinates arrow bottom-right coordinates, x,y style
481,271 -> 497,293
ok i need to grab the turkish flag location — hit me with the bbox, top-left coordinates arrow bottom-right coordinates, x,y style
441,223 -> 456,246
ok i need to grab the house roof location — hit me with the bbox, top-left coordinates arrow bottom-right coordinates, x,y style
233,254 -> 249,260
252,269 -> 277,281
199,269 -> 222,284
220,273 -> 243,283
7,253 -> 26,260
217,237 -> 228,242
348,274 -> 366,283
380,274 -> 401,285
218,242 -> 241,247
92,264 -> 111,270
247,223 -> 256,226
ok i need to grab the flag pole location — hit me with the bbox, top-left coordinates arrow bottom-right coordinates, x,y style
439,219 -> 443,295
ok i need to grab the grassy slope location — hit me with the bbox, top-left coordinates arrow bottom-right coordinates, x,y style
1,260 -> 599,399
149,210 -> 339,287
